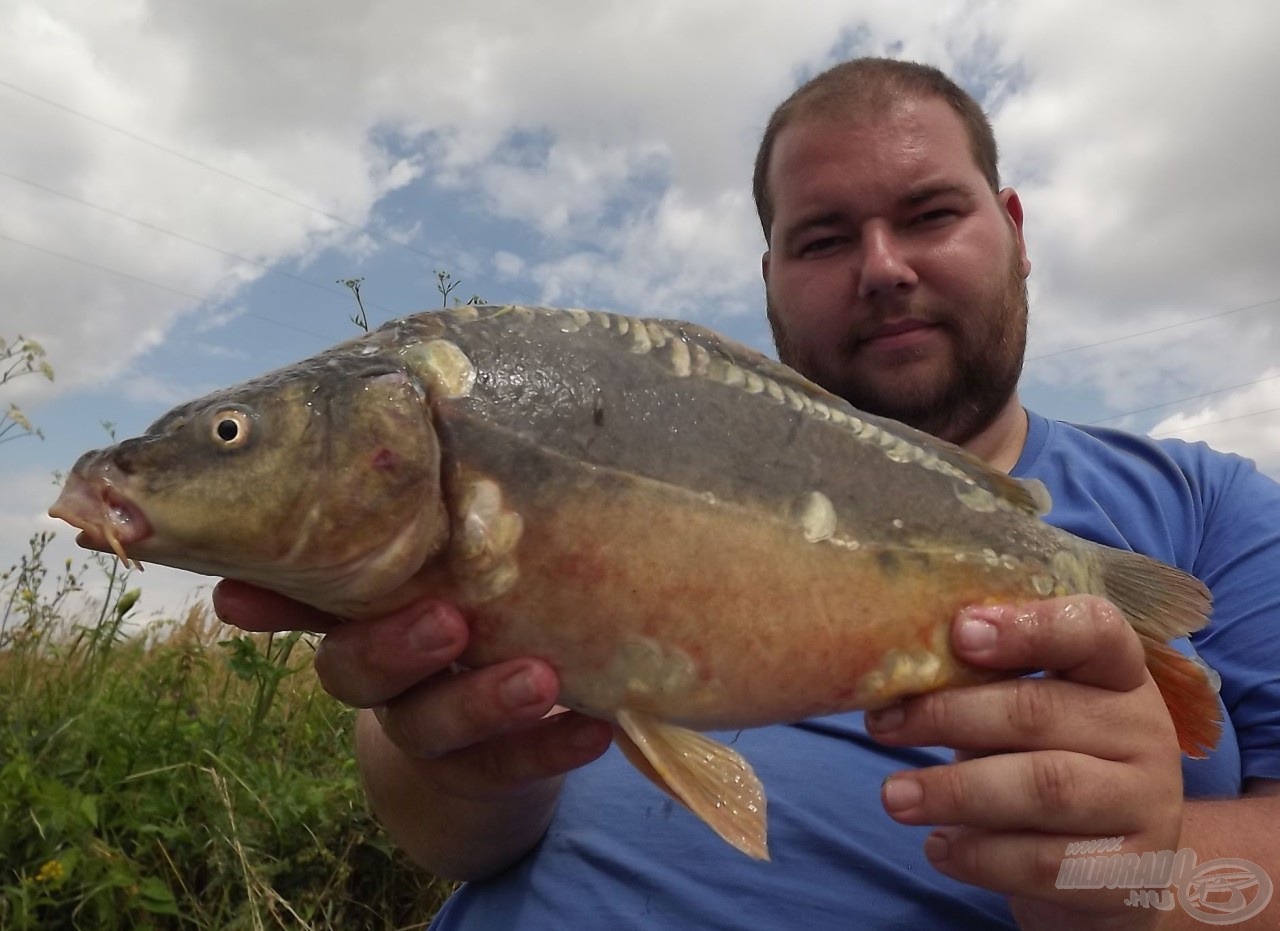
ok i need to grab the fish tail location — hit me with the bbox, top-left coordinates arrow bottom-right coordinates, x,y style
1138,635 -> 1223,759
1098,546 -> 1221,758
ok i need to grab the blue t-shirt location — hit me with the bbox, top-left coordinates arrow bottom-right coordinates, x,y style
428,411 -> 1280,929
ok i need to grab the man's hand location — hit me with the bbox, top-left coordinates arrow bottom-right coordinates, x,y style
866,595 -> 1184,931
211,581 -> 613,877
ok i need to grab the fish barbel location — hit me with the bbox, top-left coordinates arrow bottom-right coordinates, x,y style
49,304 -> 1220,859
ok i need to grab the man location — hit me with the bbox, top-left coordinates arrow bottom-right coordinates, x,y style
216,59 -> 1280,928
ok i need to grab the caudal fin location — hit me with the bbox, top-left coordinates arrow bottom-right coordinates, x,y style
1138,636 -> 1223,759
1098,546 -> 1221,758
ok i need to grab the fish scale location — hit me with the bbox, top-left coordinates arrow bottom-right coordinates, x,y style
415,307 -> 1039,547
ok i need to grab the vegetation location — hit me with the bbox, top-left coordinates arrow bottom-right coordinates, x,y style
431,270 -> 486,308
337,272 -> 484,335
336,278 -> 371,333
0,539 -> 456,929
1,335 -> 54,445
0,328 -> 456,928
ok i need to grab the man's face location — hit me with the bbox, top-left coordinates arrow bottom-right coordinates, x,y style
761,96 -> 1031,446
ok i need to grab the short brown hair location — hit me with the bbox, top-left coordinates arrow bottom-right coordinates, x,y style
752,58 -> 999,242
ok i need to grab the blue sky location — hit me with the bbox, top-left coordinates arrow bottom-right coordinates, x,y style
5,0 -> 1280,621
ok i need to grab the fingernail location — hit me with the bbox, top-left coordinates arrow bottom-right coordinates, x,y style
924,829 -> 951,862
499,668 -> 542,710
882,776 -> 923,812
407,605 -> 458,654
865,704 -> 905,733
956,612 -> 999,653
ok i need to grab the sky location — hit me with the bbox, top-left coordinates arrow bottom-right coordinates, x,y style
3,0 -> 1280,624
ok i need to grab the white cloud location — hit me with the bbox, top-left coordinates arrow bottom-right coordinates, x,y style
995,4 -> 1280,365
1150,371 -> 1280,474
492,250 -> 526,279
1,0 -> 426,396
116,373 -> 220,410
190,306 -> 247,335
528,186 -> 764,319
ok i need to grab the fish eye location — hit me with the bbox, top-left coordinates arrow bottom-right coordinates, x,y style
210,410 -> 252,448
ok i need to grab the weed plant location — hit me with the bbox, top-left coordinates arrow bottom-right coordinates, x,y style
0,535 -> 456,929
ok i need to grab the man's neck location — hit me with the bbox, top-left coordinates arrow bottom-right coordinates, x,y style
959,394 -> 1028,474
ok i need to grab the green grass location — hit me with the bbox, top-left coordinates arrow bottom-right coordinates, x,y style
1,533 -> 456,929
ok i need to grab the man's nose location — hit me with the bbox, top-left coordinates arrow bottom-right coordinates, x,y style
857,226 -> 918,300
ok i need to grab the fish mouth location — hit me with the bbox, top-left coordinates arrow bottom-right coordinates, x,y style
48,471 -> 152,571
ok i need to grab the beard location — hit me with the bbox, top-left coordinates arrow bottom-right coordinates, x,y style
768,254 -> 1028,447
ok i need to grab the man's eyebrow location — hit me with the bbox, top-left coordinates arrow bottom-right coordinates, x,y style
901,183 -> 975,207
791,210 -> 843,231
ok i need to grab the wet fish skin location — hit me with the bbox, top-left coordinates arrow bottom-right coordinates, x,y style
54,350 -> 450,611
48,304 -> 1220,860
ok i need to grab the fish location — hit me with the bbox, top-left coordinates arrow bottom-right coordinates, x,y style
49,304 -> 1221,860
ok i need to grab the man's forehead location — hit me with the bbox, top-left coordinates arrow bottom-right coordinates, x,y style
768,102 -> 984,202
797,91 -> 933,128
776,96 -> 971,160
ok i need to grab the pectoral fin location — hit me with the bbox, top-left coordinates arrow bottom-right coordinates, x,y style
613,708 -> 768,860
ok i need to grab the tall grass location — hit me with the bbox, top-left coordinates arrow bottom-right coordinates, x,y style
1,534 -> 455,929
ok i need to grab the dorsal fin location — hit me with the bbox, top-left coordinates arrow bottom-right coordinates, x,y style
658,319 -> 1051,517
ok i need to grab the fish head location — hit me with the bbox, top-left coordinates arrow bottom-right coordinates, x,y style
49,357 -> 450,615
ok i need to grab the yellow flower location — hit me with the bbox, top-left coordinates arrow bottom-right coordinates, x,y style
35,859 -> 65,883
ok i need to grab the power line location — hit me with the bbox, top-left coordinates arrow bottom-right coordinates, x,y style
0,229 -> 339,344
0,75 -> 538,303
1027,296 -> 1280,361
1085,372 -> 1280,425
0,166 -> 404,317
0,78 -> 374,232
1149,406 -> 1280,439
1027,295 -> 1280,440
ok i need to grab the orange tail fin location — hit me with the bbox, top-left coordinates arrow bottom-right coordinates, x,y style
1095,543 -> 1221,757
1140,635 -> 1222,759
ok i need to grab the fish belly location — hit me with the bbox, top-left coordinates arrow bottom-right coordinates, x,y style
443,445 -> 1048,729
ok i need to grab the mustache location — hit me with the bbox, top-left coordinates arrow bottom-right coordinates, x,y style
841,304 -> 948,352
